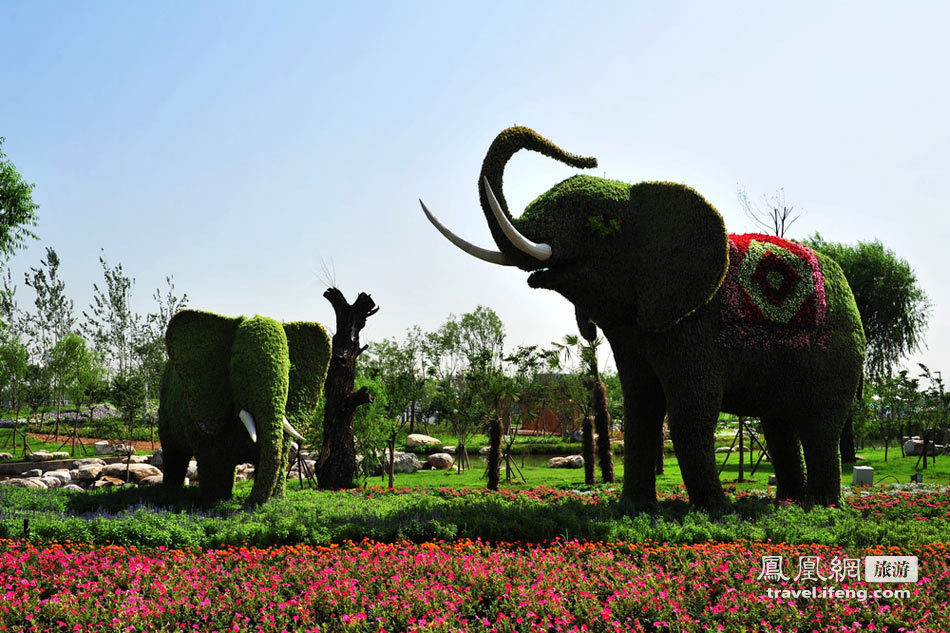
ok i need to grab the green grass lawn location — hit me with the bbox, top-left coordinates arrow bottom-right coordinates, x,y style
348,445 -> 950,492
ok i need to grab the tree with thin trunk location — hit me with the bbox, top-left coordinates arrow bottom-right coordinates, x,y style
318,288 -> 378,490
582,415 -> 595,485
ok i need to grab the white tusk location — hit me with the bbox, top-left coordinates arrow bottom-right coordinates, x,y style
239,410 -> 258,443
482,177 -> 552,261
419,199 -> 514,266
283,416 -> 305,441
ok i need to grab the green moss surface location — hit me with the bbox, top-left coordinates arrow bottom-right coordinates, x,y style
165,310 -> 242,436
282,321 -> 332,433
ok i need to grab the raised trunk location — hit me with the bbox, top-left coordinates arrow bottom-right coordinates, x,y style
318,288 -> 378,490
478,127 -> 596,263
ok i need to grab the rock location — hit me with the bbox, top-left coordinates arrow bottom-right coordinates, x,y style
46,470 -> 71,484
112,444 -> 134,456
93,476 -> 125,488
903,440 -> 942,456
126,455 -> 150,464
72,464 -> 104,482
715,446 -> 733,454
427,453 -> 455,470
41,476 -> 62,488
478,446 -> 492,456
139,474 -> 163,486
570,429 -> 584,443
51,451 -> 70,460
0,477 -> 46,489
547,455 -> 584,469
186,461 -> 198,480
27,451 -> 54,462
71,458 -> 105,469
236,463 -> 254,476
0,453 -> 13,461
390,451 -> 423,474
61,484 -> 84,492
234,474 -> 247,482
149,449 -> 163,468
101,463 -> 162,483
405,434 -> 441,449
441,445 -> 456,454
23,468 -> 43,478
94,441 -> 113,455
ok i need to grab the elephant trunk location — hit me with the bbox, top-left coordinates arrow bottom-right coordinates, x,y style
478,127 -> 597,264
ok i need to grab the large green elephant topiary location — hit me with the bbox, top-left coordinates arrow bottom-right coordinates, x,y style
158,309 -> 331,506
420,127 -> 866,510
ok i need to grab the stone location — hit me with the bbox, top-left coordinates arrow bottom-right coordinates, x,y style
149,449 -> 163,468
236,463 -> 254,476
390,451 -> 423,474
903,440 -> 942,456
234,474 -> 247,482
126,455 -> 150,464
71,458 -> 105,469
478,446 -> 492,456
72,464 -> 104,482
113,444 -> 134,456
93,476 -> 125,488
186,461 -> 198,480
547,455 -> 585,469
715,446 -> 733,454
23,468 -> 43,478
61,484 -> 84,492
41,476 -> 62,488
94,441 -> 113,455
46,469 -> 71,484
405,434 -> 441,449
427,453 -> 454,470
27,451 -> 54,462
0,477 -> 46,489
51,451 -> 70,460
101,463 -> 162,483
0,453 -> 13,461
441,445 -> 456,454
139,474 -> 163,486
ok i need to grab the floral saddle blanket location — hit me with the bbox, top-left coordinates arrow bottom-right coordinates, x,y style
719,234 -> 828,347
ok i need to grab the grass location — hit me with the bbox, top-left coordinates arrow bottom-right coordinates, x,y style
0,428 -> 153,459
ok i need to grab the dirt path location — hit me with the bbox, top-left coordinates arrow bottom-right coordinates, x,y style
25,433 -> 160,453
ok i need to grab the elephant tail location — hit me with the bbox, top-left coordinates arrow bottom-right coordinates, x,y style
478,127 -> 597,252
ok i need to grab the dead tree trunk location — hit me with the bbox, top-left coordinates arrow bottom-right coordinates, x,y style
318,288 -> 378,490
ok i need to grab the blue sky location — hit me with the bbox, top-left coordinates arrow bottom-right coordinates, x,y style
2,1 -> 947,376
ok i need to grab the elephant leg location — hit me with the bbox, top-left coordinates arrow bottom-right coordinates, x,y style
197,457 -> 237,502
619,365 -> 666,510
760,417 -> 804,503
161,443 -> 191,489
799,411 -> 846,506
667,401 -> 729,512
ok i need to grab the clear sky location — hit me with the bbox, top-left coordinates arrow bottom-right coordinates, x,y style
2,1 -> 947,376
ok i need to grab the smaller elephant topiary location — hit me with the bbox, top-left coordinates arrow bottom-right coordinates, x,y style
158,309 -> 331,506
421,126 -> 866,510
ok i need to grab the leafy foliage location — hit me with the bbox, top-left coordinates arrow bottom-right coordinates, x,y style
0,138 -> 39,261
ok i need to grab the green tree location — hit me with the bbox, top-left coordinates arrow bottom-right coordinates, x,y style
52,333 -> 105,454
0,138 -> 40,262
23,247 -> 75,361
82,252 -> 142,375
806,234 -> 932,462
0,334 -> 28,454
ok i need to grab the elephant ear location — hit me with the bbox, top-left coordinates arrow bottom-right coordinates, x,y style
165,309 -> 242,435
629,182 -> 729,331
282,321 -> 332,432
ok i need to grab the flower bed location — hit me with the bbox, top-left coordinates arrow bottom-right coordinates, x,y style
1,539 -> 946,631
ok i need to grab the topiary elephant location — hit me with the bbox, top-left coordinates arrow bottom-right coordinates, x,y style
420,127 -> 866,510
158,309 -> 331,506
